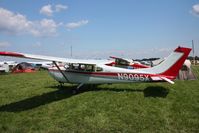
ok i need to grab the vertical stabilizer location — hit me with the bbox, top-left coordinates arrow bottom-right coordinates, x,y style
160,47 -> 191,78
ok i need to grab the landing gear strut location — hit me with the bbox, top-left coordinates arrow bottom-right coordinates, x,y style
52,61 -> 69,83
72,83 -> 84,94
58,82 -> 64,88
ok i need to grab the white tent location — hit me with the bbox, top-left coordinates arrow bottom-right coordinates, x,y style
177,60 -> 196,80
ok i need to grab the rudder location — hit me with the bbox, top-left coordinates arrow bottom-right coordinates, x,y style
160,47 -> 191,78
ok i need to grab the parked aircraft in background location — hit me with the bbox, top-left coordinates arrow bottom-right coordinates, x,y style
0,63 -> 9,73
0,46 -> 191,93
107,56 -> 150,69
0,61 -> 17,73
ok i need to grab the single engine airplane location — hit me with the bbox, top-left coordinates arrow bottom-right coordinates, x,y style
0,46 -> 191,93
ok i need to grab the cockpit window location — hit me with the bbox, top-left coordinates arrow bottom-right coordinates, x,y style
64,64 -> 69,69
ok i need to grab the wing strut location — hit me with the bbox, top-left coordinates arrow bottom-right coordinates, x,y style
52,61 -> 69,83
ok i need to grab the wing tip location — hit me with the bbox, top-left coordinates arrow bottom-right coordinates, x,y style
0,51 -> 24,57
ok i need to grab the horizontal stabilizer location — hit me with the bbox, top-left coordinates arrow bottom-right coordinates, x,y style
160,76 -> 175,84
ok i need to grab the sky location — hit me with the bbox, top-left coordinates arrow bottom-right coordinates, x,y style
0,0 -> 199,61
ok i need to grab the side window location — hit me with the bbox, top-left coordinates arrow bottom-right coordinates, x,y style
73,64 -> 79,70
96,67 -> 103,72
79,64 -> 86,71
86,65 -> 93,72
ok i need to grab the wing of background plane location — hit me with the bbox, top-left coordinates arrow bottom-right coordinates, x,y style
0,51 -> 111,65
109,56 -> 150,68
110,56 -> 131,62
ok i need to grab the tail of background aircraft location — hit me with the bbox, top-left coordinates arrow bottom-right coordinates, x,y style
142,46 -> 191,80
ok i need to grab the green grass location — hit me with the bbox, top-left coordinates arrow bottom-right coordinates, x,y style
0,67 -> 199,133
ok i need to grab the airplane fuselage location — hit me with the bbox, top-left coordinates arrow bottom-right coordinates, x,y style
48,64 -> 164,84
49,70 -> 151,84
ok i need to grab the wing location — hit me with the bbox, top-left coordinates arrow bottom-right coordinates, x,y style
0,51 -> 111,65
0,51 -> 68,62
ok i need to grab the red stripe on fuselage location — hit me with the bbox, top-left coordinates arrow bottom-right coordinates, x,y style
48,69 -> 176,81
49,69 -> 155,78
49,69 -> 158,82
49,69 -> 118,76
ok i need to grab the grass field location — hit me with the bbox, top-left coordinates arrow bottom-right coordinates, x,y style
0,66 -> 199,133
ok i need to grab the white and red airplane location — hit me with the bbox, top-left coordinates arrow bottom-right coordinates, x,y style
0,46 -> 191,92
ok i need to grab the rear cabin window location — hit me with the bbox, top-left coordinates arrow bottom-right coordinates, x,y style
96,67 -> 103,72
66,63 -> 96,72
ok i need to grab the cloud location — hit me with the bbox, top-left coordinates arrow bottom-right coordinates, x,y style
40,4 -> 53,16
0,8 -> 59,37
191,4 -> 199,16
38,19 -> 58,36
0,7 -> 33,35
0,41 -> 10,48
66,20 -> 89,30
40,4 -> 68,16
55,4 -> 68,12
0,7 -> 88,36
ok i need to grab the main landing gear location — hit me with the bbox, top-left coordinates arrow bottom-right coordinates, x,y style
58,82 -> 64,88
57,82 -> 84,94
72,83 -> 84,94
